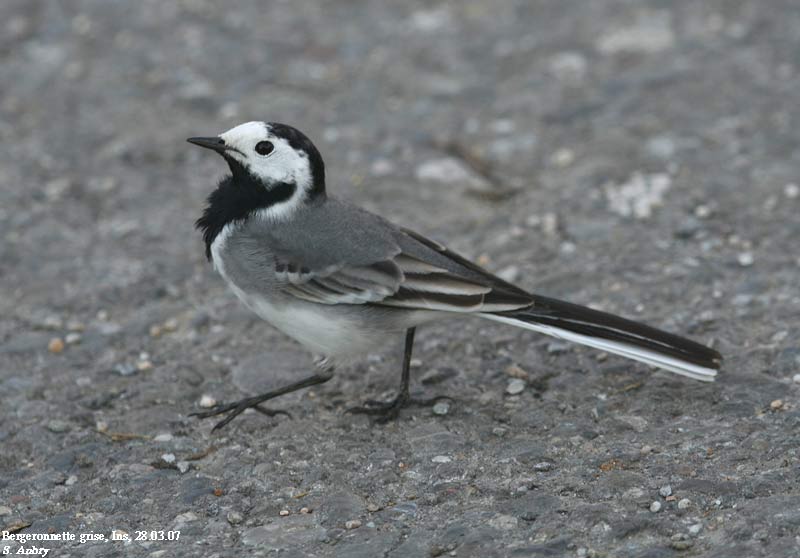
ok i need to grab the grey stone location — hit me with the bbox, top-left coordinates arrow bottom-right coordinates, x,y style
180,476 -> 215,505
114,363 -> 138,376
242,515 -> 325,550
420,367 -> 459,385
319,492 -> 364,528
46,419 -> 70,433
0,332 -> 50,355
390,502 -> 418,518
432,399 -> 450,415
506,379 -> 526,395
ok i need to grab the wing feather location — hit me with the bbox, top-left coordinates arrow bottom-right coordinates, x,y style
272,226 -> 533,312
401,273 -> 492,295
393,254 -> 447,274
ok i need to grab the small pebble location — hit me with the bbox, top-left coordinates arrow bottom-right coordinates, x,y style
533,461 -> 554,472
694,204 -> 712,218
547,341 -> 569,354
785,183 -> 799,199
0,506 -> 12,516
370,158 -> 395,177
770,399 -> 784,411
44,316 -> 63,329
161,453 -> 176,464
114,363 -> 137,376
136,360 -> 153,372
506,378 -> 526,395
47,419 -> 70,433
492,427 -> 507,437
624,487 -> 645,500
149,324 -> 163,337
420,367 -> 459,385
279,509 -> 290,517
659,485 -> 672,497
497,265 -> 520,283
737,252 -> 754,267
226,511 -> 243,525
688,523 -> 702,535
792,374 -> 800,384
65,475 -> 78,486
366,503 -> 380,512
299,507 -> 311,514
505,364 -> 529,379
650,501 -> 662,513
153,433 -> 173,442
772,330 -> 789,343
432,400 -> 450,415
163,318 -> 179,332
432,455 -> 452,463
176,461 -> 190,474
640,445 -> 653,455
174,511 -> 198,524
677,498 -> 691,510
752,529 -> 768,541
96,421 -> 109,433
48,337 -> 65,353
199,395 -> 217,408
64,332 -> 82,345
670,533 -> 693,550
345,519 -> 362,530
551,148 -> 575,167
366,521 -> 375,529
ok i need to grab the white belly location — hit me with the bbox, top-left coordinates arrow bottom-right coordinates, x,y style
234,285 -> 382,356
210,225 -> 391,357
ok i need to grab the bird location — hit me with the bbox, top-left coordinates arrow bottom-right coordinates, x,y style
186,121 -> 722,430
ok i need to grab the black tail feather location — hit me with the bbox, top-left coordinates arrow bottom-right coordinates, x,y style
494,295 -> 722,370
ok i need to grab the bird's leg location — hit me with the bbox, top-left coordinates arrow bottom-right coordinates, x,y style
348,328 -> 452,421
190,361 -> 334,431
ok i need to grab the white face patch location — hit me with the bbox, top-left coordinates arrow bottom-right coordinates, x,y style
219,121 -> 314,220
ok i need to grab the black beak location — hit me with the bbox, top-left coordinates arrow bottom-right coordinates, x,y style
187,136 -> 229,154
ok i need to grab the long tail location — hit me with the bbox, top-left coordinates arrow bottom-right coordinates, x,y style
481,295 -> 721,381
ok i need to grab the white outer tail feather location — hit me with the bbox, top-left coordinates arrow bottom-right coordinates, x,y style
481,314 -> 718,382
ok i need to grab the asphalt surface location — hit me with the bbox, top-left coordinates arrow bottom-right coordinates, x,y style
2,1 -> 800,556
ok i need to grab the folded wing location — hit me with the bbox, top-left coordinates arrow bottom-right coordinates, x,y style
274,227 -> 532,313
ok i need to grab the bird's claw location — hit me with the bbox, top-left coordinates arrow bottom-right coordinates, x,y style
347,394 -> 454,422
190,401 -> 290,431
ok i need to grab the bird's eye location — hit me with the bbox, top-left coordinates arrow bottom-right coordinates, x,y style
255,141 -> 274,156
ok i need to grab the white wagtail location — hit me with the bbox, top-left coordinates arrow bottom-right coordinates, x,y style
187,121 -> 722,429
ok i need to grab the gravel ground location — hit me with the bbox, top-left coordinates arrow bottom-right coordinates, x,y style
2,1 -> 800,557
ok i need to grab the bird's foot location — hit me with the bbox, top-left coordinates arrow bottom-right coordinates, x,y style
347,394 -> 453,422
190,399 -> 291,431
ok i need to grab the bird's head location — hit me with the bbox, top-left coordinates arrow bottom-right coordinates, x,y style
188,121 -> 326,219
